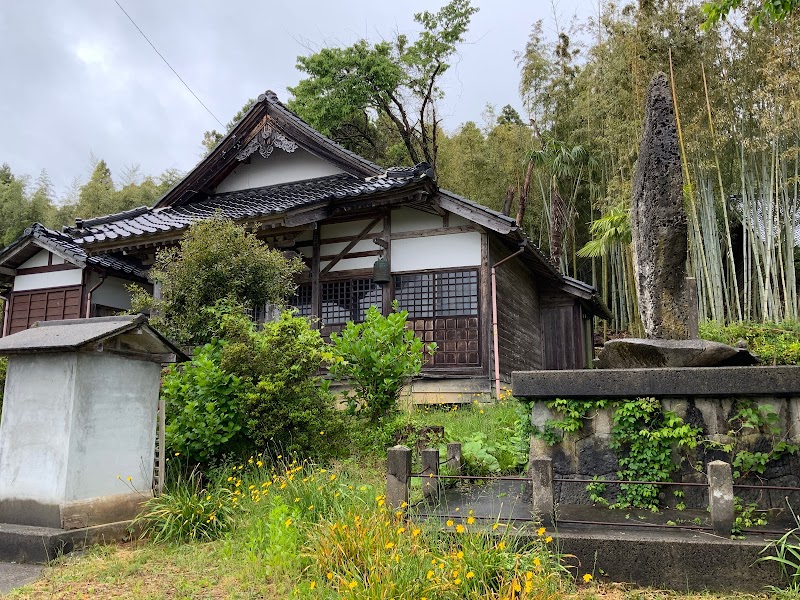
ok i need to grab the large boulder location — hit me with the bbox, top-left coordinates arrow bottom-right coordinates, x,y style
595,338 -> 759,369
631,72 -> 690,339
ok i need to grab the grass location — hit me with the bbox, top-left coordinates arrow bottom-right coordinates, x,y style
8,401 -> 799,599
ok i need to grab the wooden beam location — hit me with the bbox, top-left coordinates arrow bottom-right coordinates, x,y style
390,225 -> 477,240
320,218 -> 381,277
435,195 -> 514,234
0,267 -> 16,277
311,225 -> 321,325
320,249 -> 381,261
380,213 -> 391,315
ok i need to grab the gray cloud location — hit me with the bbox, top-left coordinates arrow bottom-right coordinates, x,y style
0,0 -> 593,199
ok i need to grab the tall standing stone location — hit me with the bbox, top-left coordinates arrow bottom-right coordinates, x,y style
631,72 -> 689,339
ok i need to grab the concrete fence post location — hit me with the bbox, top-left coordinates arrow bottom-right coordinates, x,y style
708,460 -> 734,536
529,457 -> 555,527
386,445 -> 412,510
446,442 -> 462,475
421,448 -> 440,502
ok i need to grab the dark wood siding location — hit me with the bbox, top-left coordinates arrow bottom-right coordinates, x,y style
489,237 -> 543,376
540,290 -> 587,369
9,286 -> 83,334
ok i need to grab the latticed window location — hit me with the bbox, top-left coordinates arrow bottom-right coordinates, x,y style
290,279 -> 382,325
394,269 -> 480,368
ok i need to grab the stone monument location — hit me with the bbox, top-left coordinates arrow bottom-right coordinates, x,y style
630,71 -> 689,340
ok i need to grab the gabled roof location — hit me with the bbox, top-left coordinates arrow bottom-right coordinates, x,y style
0,313 -> 186,361
0,223 -> 148,285
152,91 -> 386,209
69,169 -> 431,250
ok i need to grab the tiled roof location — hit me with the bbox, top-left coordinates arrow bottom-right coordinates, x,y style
15,223 -> 148,279
73,172 -> 426,245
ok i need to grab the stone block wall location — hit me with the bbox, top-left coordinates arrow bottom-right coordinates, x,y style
530,396 -> 800,509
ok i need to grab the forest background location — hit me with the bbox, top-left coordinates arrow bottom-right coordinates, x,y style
2,0 -> 797,332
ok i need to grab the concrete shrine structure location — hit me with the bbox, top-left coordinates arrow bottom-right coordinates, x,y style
0,315 -> 185,530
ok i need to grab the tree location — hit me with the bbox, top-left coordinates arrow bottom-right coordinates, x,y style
131,216 -> 304,345
76,159 -> 115,218
289,0 -> 478,172
496,105 -> 524,126
702,0 -> 799,28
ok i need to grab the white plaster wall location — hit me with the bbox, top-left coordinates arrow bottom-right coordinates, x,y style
391,207 -> 443,233
0,354 -> 75,502
449,214 -> 471,227
391,232 -> 482,272
19,250 -> 50,269
66,353 -> 160,500
215,148 -> 344,193
321,256 -> 378,272
322,219 -> 382,238
87,274 -> 137,310
13,269 -> 82,291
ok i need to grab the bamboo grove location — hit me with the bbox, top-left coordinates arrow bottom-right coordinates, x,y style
436,1 -> 800,331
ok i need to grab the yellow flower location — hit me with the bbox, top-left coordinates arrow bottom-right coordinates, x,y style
446,519 -> 454,527
455,524 -> 465,533
467,516 -> 475,525
498,541 -> 506,550
127,476 -> 133,482
583,573 -> 593,583
525,580 -> 533,593
308,505 -> 314,510
385,542 -> 395,549
174,452 -> 180,456
466,571 -> 474,579
454,578 -> 462,585
492,523 -> 499,530
545,536 -> 553,543
512,579 -> 521,592
326,572 -> 333,580
284,518 -> 293,527
256,460 -> 263,467
426,570 -> 434,580
309,581 -> 316,590
456,550 -> 464,559
537,527 -> 546,536
526,571 -> 533,580
348,580 -> 357,589
533,557 -> 541,567
412,528 -> 421,537
397,527 -> 406,534
319,430 -> 325,435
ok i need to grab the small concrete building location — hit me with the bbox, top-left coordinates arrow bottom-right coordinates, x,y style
0,314 -> 184,530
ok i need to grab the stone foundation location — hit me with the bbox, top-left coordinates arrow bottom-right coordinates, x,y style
529,396 -> 800,509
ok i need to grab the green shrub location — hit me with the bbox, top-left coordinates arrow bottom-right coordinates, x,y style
329,304 -> 436,422
700,320 -> 800,365
219,310 -> 346,460
162,341 -> 246,464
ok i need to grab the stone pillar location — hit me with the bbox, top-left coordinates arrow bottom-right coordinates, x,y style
446,442 -> 462,475
421,448 -> 440,502
386,445 -> 411,510
708,460 -> 734,536
529,457 -> 555,527
686,277 -> 699,339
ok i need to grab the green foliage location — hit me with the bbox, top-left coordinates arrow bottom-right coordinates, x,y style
610,398 -> 701,510
135,470 -> 236,543
289,0 -> 478,169
700,321 -> 800,365
162,341 -> 246,464
132,216 -> 304,346
759,505 -> 800,590
329,305 -> 435,422
702,0 -> 800,28
218,309 -> 346,459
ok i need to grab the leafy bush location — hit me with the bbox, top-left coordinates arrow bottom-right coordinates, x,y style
329,305 -> 435,422
135,470 -> 236,543
219,309 -> 346,459
700,320 -> 800,365
130,215 -> 304,346
162,341 -> 246,463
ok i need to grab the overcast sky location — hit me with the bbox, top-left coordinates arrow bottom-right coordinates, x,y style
0,0 -> 597,200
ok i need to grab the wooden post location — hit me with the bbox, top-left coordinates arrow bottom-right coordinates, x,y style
311,225 -> 321,327
386,445 -> 411,510
708,460 -> 734,536
155,395 -> 165,496
446,442 -> 462,475
421,448 -> 440,502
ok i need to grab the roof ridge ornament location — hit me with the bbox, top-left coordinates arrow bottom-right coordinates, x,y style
236,120 -> 298,162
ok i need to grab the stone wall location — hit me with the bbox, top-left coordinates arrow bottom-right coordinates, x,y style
530,396 -> 800,509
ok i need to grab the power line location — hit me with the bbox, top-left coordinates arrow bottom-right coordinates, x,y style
112,0 -> 225,128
